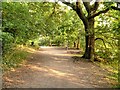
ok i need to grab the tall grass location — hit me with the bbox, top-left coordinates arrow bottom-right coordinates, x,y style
2,45 -> 35,71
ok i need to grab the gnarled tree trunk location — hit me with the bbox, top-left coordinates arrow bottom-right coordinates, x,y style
82,18 -> 95,61
59,0 -> 120,61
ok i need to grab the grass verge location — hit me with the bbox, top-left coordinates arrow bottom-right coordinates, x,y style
93,61 -> 119,88
2,45 -> 37,71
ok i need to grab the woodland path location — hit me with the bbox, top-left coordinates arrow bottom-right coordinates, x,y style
3,46 -> 112,88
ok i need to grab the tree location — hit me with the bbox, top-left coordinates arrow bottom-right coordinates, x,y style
58,0 -> 120,61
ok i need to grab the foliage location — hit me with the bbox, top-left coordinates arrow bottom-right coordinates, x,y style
2,2 -> 119,86
3,48 -> 30,71
95,10 -> 119,64
1,32 -> 14,56
93,8 -> 119,86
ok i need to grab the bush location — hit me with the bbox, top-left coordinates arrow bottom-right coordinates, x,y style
3,49 -> 30,71
1,32 -> 14,56
1,32 -> 28,71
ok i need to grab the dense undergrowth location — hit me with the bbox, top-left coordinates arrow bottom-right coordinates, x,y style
2,45 -> 39,71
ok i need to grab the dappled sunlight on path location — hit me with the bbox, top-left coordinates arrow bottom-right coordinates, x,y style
3,46 -> 112,88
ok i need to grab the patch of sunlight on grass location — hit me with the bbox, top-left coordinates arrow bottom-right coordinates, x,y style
3,45 -> 35,71
17,45 -> 36,53
113,84 -> 120,88
106,75 -> 118,81
94,62 -> 118,74
93,61 -> 119,87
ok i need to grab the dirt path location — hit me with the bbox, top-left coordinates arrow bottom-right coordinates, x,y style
3,46 -> 112,88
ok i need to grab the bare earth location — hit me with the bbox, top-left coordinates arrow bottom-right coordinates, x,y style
3,46 -> 112,88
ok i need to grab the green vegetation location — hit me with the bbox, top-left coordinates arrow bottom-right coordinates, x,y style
3,47 -> 30,71
1,1 -> 120,87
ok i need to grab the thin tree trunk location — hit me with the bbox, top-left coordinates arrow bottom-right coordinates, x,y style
76,36 -> 80,49
74,42 -> 76,48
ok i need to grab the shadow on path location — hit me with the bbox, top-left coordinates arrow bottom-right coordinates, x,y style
3,46 -> 112,88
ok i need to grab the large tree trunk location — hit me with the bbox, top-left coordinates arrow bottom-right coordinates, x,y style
60,0 -> 120,62
82,18 -> 95,61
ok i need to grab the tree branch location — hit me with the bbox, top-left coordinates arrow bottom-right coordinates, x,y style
76,0 -> 89,30
111,6 -> 120,10
88,8 -> 109,19
88,6 -> 120,19
58,0 -> 89,30
82,1 -> 91,14
94,2 -> 99,11
45,3 -> 57,22
95,38 -> 107,48
92,0 -> 100,12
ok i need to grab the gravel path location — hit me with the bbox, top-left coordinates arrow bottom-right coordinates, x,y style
3,46 -> 112,88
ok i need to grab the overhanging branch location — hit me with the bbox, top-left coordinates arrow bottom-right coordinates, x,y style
88,6 -> 120,19
58,0 -> 89,30
88,8 -> 109,19
111,6 -> 120,10
82,1 -> 90,14
92,0 -> 100,13
76,0 -> 89,30
95,38 -> 107,49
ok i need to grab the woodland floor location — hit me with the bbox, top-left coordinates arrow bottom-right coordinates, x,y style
3,46 -> 114,88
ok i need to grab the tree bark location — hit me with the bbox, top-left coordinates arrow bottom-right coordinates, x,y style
82,18 -> 95,61
59,0 -> 120,61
